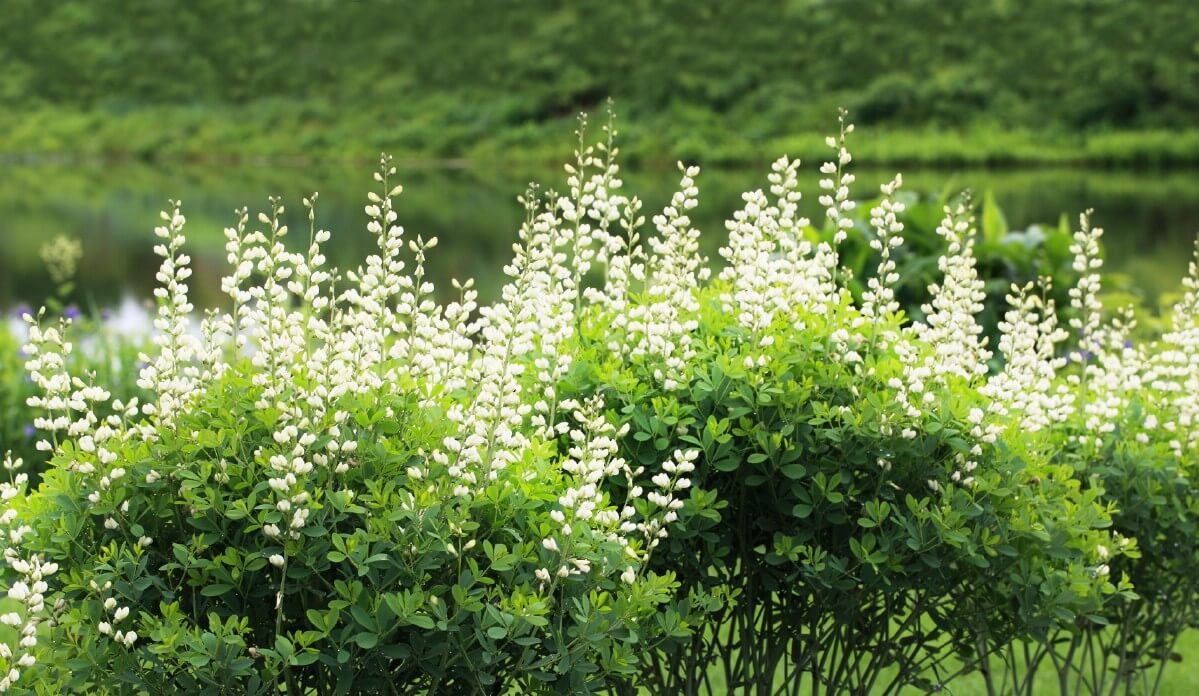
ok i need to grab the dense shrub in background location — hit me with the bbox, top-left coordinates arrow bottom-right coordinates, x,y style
2,115 -> 1198,695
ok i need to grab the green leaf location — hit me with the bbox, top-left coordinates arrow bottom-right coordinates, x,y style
981,189 -> 1008,245
293,651 -> 319,666
200,583 -> 234,598
712,457 -> 740,472
486,626 -> 507,640
781,463 -> 806,480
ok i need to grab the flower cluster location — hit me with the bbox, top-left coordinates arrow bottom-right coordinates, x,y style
0,453 -> 55,692
1068,210 -> 1105,358
717,156 -> 811,345
536,395 -> 692,589
21,313 -> 73,450
1152,242 -> 1199,454
982,281 -> 1074,433
136,202 -> 198,428
911,202 -> 992,383
861,174 -> 906,340
38,235 -> 83,288
614,164 -> 708,390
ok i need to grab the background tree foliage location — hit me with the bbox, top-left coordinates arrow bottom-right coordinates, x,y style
2,0 -> 1198,161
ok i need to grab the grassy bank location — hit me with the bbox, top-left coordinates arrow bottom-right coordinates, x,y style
5,105 -> 1199,169
5,1 -> 1197,168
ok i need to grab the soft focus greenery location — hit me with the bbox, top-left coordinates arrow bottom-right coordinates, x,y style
3,0 -> 1199,164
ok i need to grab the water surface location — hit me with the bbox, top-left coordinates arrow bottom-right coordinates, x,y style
2,162 -> 1197,315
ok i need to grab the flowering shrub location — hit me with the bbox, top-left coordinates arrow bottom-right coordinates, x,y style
563,125 -> 1125,693
980,227 -> 1199,695
2,112 -> 1198,695
7,157 -> 691,695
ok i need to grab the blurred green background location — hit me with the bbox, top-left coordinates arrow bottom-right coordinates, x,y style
3,0 -> 1199,164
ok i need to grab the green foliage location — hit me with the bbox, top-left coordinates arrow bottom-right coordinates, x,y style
2,0 -> 1199,163
566,282 -> 1123,694
21,362 -> 680,694
1040,403 -> 1199,695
